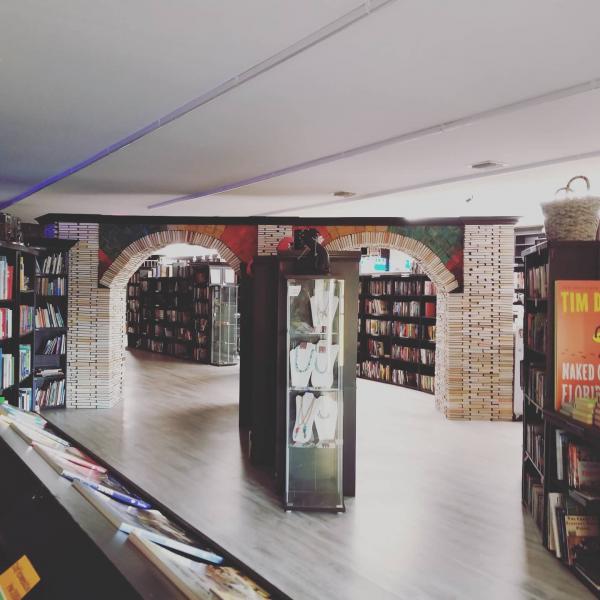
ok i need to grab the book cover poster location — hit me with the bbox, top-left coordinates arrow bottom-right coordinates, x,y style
555,280 -> 600,411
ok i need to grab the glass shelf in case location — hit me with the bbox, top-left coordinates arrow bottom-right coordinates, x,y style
285,277 -> 344,512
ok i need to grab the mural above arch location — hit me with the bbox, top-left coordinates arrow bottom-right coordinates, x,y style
294,224 -> 464,288
98,223 -> 258,284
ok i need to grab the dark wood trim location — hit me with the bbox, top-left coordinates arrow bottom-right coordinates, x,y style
36,214 -> 519,227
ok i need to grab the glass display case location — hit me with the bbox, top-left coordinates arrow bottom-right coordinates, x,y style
285,276 -> 344,512
210,284 -> 239,366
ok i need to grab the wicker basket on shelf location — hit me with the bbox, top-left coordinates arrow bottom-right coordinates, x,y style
541,175 -> 600,241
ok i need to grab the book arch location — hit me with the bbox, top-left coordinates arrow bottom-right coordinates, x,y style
100,230 -> 242,289
324,231 -> 459,412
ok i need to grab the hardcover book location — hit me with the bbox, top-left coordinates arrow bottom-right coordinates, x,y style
565,515 -> 600,566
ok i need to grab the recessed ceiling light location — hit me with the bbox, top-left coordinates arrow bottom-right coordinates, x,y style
333,191 -> 356,198
470,160 -> 507,170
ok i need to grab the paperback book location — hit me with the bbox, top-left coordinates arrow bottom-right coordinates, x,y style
74,483 -> 222,564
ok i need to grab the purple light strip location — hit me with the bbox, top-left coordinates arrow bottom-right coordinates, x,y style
0,0 -> 395,211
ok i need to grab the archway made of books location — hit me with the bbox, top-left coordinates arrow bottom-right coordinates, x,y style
324,230 -> 459,413
100,229 -> 242,289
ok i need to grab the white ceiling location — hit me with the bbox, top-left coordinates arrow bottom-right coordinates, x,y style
3,0 -> 600,223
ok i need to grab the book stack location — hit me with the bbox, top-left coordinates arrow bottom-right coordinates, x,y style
443,224 -> 514,421
0,256 -> 14,300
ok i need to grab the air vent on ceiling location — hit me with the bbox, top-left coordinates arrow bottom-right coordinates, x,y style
470,160 -> 506,170
333,190 -> 356,198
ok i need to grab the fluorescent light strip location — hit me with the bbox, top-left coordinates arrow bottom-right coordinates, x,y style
258,147 -> 600,216
0,0 -> 395,210
148,77 -> 600,209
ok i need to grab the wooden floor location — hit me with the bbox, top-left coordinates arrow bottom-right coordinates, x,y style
44,350 -> 593,600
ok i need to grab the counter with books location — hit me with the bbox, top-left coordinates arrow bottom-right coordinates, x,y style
0,402 -> 283,599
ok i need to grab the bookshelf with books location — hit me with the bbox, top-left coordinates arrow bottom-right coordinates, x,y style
126,259 -> 238,366
357,272 -> 437,395
30,240 -> 75,411
521,240 -> 600,597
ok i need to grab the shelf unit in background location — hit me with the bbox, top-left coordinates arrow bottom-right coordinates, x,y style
126,259 -> 239,365
521,240 -> 600,598
357,272 -> 436,395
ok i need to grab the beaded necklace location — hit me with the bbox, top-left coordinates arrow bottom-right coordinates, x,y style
294,346 -> 315,373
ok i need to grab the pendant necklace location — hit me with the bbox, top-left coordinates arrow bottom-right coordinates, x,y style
314,347 -> 330,374
294,345 -> 315,373
316,290 -> 330,326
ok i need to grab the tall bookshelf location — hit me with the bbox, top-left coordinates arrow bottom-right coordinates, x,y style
522,240 -> 600,597
32,240 -> 74,410
357,273 -> 436,394
126,260 -> 238,365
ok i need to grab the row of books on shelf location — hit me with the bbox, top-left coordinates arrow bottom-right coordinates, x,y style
364,339 -> 435,365
18,387 -> 33,411
361,278 -> 437,297
194,286 -> 209,300
18,256 -> 31,293
358,360 -> 435,391
35,276 -> 66,296
514,271 -> 525,290
0,256 -> 14,300
140,279 -> 193,293
138,263 -> 199,279
362,299 -> 435,318
527,264 -> 548,299
36,253 -> 65,275
36,377 -> 66,409
0,307 -> 12,338
526,367 -> 545,407
35,304 -> 65,328
127,323 -> 209,345
524,471 -> 544,531
0,402 -> 270,599
364,318 -> 436,340
42,334 -> 66,355
526,312 -> 546,354
19,304 -> 34,335
526,423 -> 544,473
194,301 -> 210,316
560,397 -> 600,428
549,432 -> 600,590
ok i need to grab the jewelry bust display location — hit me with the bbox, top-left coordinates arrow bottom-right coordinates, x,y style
314,394 -> 338,446
310,341 -> 339,389
292,393 -> 317,444
289,342 -> 315,388
310,280 -> 339,332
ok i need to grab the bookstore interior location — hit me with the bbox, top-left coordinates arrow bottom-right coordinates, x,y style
3,3 -> 600,598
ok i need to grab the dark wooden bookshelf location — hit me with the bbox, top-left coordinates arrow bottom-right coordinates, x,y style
521,240 -> 600,598
357,273 -> 436,395
126,260 -> 238,366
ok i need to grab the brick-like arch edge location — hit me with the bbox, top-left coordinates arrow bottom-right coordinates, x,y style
325,231 -> 459,293
100,229 -> 242,288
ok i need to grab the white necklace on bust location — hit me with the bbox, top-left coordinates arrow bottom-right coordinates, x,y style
294,393 -> 317,443
315,291 -> 330,324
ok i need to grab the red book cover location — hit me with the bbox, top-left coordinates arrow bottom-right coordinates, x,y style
6,266 -> 13,300
425,302 -> 436,318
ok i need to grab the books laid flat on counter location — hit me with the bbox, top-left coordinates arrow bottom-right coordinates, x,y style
35,445 -> 150,509
74,482 -> 222,564
9,420 -> 70,450
33,442 -> 107,473
0,401 -> 46,428
128,531 -> 268,599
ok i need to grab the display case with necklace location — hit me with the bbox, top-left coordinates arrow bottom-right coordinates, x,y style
310,340 -> 339,388
289,342 -> 315,388
292,393 -> 317,444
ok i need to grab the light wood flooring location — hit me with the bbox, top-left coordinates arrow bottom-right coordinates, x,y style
44,350 -> 594,600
